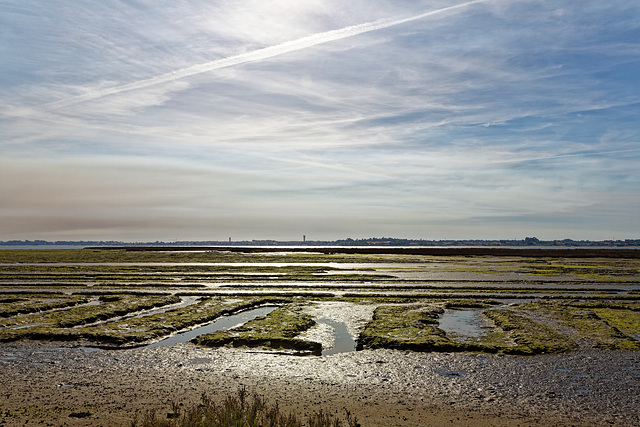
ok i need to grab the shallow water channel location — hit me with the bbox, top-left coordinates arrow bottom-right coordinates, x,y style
144,307 -> 357,356
315,318 -> 357,356
145,306 -> 277,349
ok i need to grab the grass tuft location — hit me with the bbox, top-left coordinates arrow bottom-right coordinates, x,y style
130,387 -> 360,427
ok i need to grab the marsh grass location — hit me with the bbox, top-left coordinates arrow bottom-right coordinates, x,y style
487,259 -> 640,279
71,297 -> 291,345
357,303 -> 580,354
130,387 -> 360,427
0,264 -> 337,275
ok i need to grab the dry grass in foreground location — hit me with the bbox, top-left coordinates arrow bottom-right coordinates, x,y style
130,387 -> 360,427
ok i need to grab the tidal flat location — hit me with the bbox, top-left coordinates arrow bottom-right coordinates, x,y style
0,248 -> 639,425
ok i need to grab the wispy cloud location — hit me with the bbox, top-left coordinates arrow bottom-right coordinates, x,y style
1,0 -> 639,241
38,1 -> 485,111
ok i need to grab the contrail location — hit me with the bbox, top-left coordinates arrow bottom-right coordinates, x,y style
40,0 -> 483,111
494,148 -> 640,164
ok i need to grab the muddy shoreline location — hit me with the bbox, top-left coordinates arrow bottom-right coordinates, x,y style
1,341 -> 639,426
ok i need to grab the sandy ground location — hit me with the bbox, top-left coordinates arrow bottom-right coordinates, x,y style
1,341 -> 639,426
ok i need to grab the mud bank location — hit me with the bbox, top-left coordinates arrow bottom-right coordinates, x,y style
1,342 -> 639,426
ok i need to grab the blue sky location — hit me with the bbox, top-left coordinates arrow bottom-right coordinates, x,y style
1,0 -> 639,241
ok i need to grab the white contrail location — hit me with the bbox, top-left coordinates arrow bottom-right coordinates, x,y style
494,148 -> 640,165
40,0 -> 484,111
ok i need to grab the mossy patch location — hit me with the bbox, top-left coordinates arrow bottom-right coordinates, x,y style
0,294 -> 180,332
357,303 -> 567,354
482,308 -> 576,354
522,302 -> 640,351
1,296 -> 289,345
592,308 -> 640,337
357,304 -> 458,351
0,294 -> 88,318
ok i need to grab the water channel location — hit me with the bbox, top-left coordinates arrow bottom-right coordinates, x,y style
315,318 -> 357,356
144,307 -> 357,356
145,306 -> 277,349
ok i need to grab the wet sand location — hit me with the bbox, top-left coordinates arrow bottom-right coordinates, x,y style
1,341 -> 639,426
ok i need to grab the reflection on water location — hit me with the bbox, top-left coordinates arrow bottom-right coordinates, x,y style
145,306 -> 277,349
316,318 -> 357,356
438,309 -> 486,338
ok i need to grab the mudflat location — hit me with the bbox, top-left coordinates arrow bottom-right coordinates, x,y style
1,248 -> 639,425
1,341 -> 639,426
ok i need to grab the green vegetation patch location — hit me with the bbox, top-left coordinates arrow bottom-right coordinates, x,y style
495,259 -> 640,280
358,303 -> 533,353
568,301 -> 640,311
0,294 -> 180,332
482,308 -> 576,354
521,302 -> 640,351
0,294 -> 88,318
0,264 -> 336,274
73,296 -> 289,345
1,296 -> 288,345
355,300 -> 584,355
0,248 -> 384,265
194,303 -> 320,354
592,308 -> 640,336
357,304 -> 459,351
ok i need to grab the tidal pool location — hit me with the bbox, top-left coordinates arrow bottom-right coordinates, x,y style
316,318 -> 357,356
438,309 -> 487,338
145,305 -> 277,349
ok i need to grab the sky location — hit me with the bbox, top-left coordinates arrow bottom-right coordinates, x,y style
1,0 -> 639,242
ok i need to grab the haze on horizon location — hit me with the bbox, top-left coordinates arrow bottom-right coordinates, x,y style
1,1 -> 639,242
